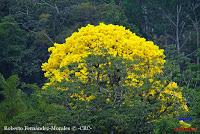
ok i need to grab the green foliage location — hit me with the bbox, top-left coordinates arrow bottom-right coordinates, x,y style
164,44 -> 200,89
153,116 -> 178,134
0,74 -> 28,131
44,54 -> 177,133
182,88 -> 200,130
0,16 -> 26,77
164,45 -> 188,82
31,87 -> 157,133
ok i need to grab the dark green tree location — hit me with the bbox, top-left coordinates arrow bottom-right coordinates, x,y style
0,16 -> 26,78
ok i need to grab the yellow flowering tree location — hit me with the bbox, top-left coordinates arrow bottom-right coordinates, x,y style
41,23 -> 188,116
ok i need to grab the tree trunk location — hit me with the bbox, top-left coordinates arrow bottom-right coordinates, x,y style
196,25 -> 199,65
176,5 -> 181,54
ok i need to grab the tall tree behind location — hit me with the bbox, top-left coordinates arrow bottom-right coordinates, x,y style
0,16 -> 26,78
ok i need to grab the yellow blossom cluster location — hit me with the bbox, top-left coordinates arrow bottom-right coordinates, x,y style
41,23 -> 188,112
146,81 -> 189,112
70,90 -> 95,102
42,23 -> 165,87
161,82 -> 188,112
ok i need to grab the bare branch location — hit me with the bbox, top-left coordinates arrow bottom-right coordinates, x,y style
180,21 -> 185,35
40,0 -> 55,8
16,11 -> 27,15
42,31 -> 54,44
164,14 -> 176,27
37,0 -> 60,14
192,2 -> 200,10
21,27 -> 54,45
177,5 -> 182,14
184,50 -> 198,57
180,34 -> 190,49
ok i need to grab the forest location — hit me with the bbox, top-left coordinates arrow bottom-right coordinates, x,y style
0,0 -> 200,133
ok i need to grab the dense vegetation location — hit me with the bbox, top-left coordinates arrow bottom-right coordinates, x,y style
0,0 -> 199,133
